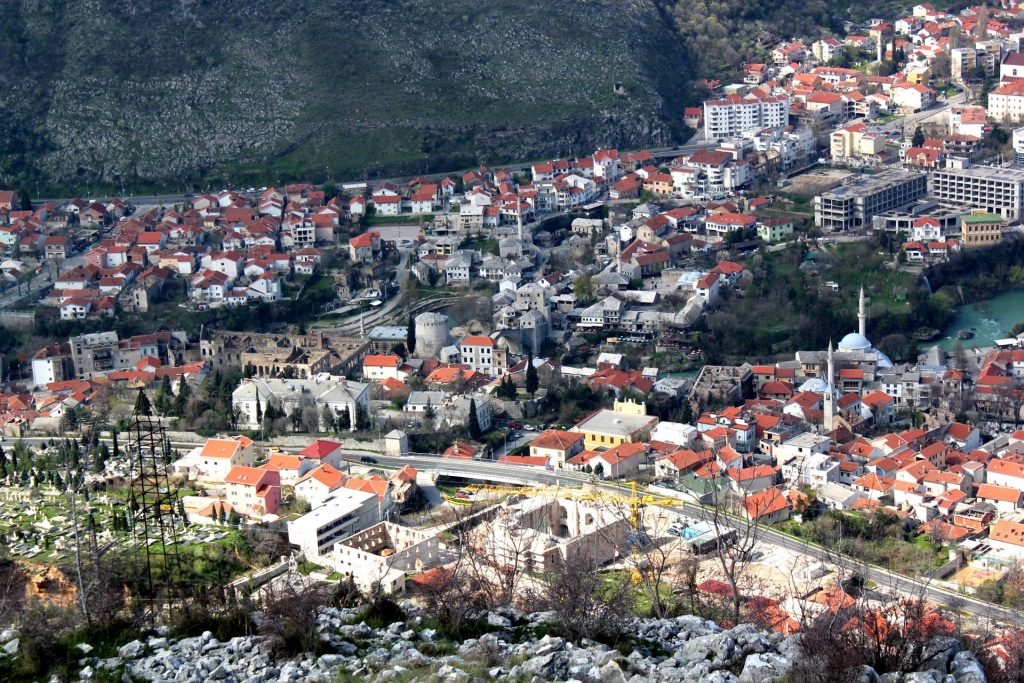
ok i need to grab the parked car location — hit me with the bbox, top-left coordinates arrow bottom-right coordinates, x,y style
360,456 -> 378,464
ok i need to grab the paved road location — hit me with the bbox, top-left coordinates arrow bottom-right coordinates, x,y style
334,452 -> 1020,623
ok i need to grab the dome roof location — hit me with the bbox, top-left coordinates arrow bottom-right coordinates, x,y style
798,378 -> 830,394
838,332 -> 872,352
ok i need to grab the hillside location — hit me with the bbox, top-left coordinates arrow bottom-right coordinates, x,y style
0,0 -> 693,191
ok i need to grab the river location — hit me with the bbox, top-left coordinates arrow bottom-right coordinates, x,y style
934,289 -> 1024,351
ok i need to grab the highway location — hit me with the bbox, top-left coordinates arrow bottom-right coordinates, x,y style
335,451 -> 1022,624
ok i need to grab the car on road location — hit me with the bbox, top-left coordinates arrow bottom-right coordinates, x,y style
523,425 -> 535,432
359,456 -> 378,464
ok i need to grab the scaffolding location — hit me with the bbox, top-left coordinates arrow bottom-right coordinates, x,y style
125,389 -> 183,616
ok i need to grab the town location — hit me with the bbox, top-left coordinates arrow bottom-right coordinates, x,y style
6,2 -> 1024,682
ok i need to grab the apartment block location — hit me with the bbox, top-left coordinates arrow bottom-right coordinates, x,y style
703,93 -> 790,141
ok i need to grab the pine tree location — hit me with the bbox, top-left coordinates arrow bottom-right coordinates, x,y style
407,313 -> 417,356
173,377 -> 190,416
525,352 -> 539,396
336,407 -> 351,431
255,394 -> 263,427
112,430 -> 119,459
912,127 -> 925,148
467,398 -> 482,440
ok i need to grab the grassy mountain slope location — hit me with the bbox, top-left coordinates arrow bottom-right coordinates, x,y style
0,0 -> 693,190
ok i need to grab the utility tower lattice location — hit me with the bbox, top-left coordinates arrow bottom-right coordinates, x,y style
126,389 -> 183,616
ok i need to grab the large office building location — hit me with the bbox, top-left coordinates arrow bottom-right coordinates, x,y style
703,93 -> 790,141
814,170 -> 928,231
929,166 -> 1024,222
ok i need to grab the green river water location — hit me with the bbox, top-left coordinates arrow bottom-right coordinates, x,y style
934,289 -> 1024,351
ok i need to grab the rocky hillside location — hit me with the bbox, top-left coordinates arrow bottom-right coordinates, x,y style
0,604 -> 990,682
0,0 -> 692,191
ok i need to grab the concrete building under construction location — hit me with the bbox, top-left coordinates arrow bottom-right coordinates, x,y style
474,498 -> 630,574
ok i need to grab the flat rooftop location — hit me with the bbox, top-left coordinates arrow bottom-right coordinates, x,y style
819,170 -> 924,199
934,166 -> 1024,181
573,409 -> 657,437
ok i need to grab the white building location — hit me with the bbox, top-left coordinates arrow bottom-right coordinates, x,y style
174,436 -> 257,482
703,93 -> 790,141
232,375 -> 369,431
286,488 -> 381,559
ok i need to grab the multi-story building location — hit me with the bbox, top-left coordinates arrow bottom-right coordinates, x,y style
959,212 -> 1004,247
987,79 -> 1024,123
814,170 -> 928,231
929,167 -> 1024,221
459,335 -> 497,376
224,465 -> 281,518
1014,127 -> 1024,167
703,93 -> 790,141
68,331 -> 177,379
232,376 -> 369,431
286,488 -> 381,558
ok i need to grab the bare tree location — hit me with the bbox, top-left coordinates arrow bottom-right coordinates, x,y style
525,547 -> 635,642
258,578 -> 332,656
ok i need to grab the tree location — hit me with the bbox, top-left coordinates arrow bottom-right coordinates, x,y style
255,394 -> 263,427
407,313 -> 416,355
154,375 -> 173,415
111,430 -> 119,459
18,189 -> 31,212
321,406 -> 336,433
391,342 -> 407,358
467,398 -> 482,440
573,274 -> 594,304
911,127 -> 925,148
336,407 -> 351,431
289,408 -> 303,432
525,352 -> 539,396
526,548 -> 634,642
173,377 -> 191,416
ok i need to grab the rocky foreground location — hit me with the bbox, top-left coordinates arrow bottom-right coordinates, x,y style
0,605 -> 989,682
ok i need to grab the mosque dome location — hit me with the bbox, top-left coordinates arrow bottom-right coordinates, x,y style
838,332 -> 872,352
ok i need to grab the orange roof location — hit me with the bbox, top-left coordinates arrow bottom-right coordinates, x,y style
530,429 -> 585,452
267,453 -> 302,471
345,475 -> 390,501
200,438 -> 242,459
976,483 -> 1022,504
461,335 -> 494,347
743,487 -> 789,519
363,354 -> 401,368
391,465 -> 417,483
296,463 -> 346,490
991,520 -> 1024,547
224,465 -> 276,487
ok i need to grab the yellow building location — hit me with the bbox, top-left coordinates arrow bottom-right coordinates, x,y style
960,212 -> 1003,248
571,399 -> 659,450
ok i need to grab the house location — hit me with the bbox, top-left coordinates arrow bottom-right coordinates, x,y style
727,464 -> 777,494
298,439 -> 345,469
529,430 -> 586,468
985,520 -> 1024,562
44,236 -> 68,260
224,465 -> 281,518
566,442 -> 646,479
295,463 -> 348,509
362,354 -> 404,381
975,483 -> 1023,514
459,336 -> 499,376
349,231 -> 381,262
178,435 -> 257,482
743,487 -> 790,523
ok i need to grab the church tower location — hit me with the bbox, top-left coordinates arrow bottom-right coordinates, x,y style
823,340 -> 836,433
858,286 -> 867,338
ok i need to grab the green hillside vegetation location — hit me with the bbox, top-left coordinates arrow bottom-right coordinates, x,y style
0,0 -> 693,192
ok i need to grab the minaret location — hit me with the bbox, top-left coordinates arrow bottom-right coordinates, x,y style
517,195 -> 523,242
359,309 -> 365,339
823,340 -> 836,433
858,286 -> 867,337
